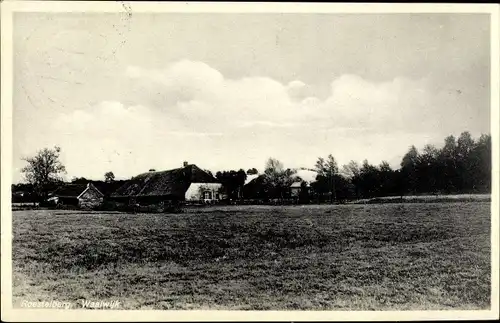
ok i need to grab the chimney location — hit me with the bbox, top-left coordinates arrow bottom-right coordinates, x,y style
183,161 -> 188,167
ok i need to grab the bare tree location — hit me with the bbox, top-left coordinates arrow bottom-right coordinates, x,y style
264,158 -> 297,199
341,160 -> 361,179
264,158 -> 285,185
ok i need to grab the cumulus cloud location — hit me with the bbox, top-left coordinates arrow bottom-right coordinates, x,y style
121,60 -> 434,133
123,61 -> 300,129
12,12 -> 489,184
286,80 -> 308,101
317,75 -> 430,130
15,59 -> 467,180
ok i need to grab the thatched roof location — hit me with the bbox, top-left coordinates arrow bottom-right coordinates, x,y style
294,169 -> 318,184
244,174 -> 260,185
111,164 -> 219,198
52,183 -> 103,198
91,180 -> 128,197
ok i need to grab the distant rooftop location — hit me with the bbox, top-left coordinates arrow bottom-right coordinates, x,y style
244,174 -> 259,185
294,169 -> 318,183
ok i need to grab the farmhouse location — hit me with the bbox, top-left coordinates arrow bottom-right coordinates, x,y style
111,162 -> 223,205
49,183 -> 104,208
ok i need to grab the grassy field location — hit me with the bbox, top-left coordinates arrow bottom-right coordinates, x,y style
12,202 -> 491,310
352,193 -> 491,204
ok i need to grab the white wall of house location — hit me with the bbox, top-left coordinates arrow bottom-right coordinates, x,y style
185,183 -> 223,201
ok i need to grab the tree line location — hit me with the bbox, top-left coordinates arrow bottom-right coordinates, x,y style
13,131 -> 491,203
221,131 -> 492,202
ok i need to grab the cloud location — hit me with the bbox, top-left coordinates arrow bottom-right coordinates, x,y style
286,80 -> 308,100
316,75 -> 430,130
122,60 -> 436,133
167,131 -> 224,137
14,59 -> 479,181
238,121 -> 297,128
125,60 -> 224,107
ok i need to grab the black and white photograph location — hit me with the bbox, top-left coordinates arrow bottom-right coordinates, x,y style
1,1 -> 498,321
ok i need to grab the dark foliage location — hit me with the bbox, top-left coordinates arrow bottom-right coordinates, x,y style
315,132 -> 491,201
216,169 -> 247,201
13,131 -> 491,206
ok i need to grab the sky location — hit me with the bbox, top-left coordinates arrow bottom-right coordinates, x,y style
12,12 -> 491,183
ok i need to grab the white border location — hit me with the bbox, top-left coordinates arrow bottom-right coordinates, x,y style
1,2 -> 499,322
489,5 -> 500,321
0,1 -> 498,13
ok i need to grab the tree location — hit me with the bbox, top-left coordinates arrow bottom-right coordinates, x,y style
216,169 -> 247,201
341,160 -> 361,179
400,146 -> 419,194
341,160 -> 362,199
264,158 -> 284,198
247,168 -> 259,175
315,157 -> 326,176
357,159 -> 380,198
21,146 -> 66,200
457,131 -> 475,159
265,158 -> 284,176
315,154 -> 339,202
282,168 -> 298,194
71,177 -> 88,184
416,144 -> 440,193
378,161 -> 396,196
439,135 -> 459,193
456,131 -> 475,191
11,183 -> 37,203
263,158 -> 297,199
298,181 -> 310,204
379,161 -> 392,173
104,171 -> 115,183
442,135 -> 457,157
469,133 -> 491,192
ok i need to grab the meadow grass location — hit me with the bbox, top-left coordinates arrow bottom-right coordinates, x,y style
12,202 -> 491,310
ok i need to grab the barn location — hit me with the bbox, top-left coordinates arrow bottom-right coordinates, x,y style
49,183 -> 104,209
242,174 -> 268,200
111,163 -> 223,205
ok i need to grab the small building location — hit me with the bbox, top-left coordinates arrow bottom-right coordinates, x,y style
50,183 -> 104,209
290,168 -> 317,197
111,162 -> 223,205
290,181 -> 308,197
